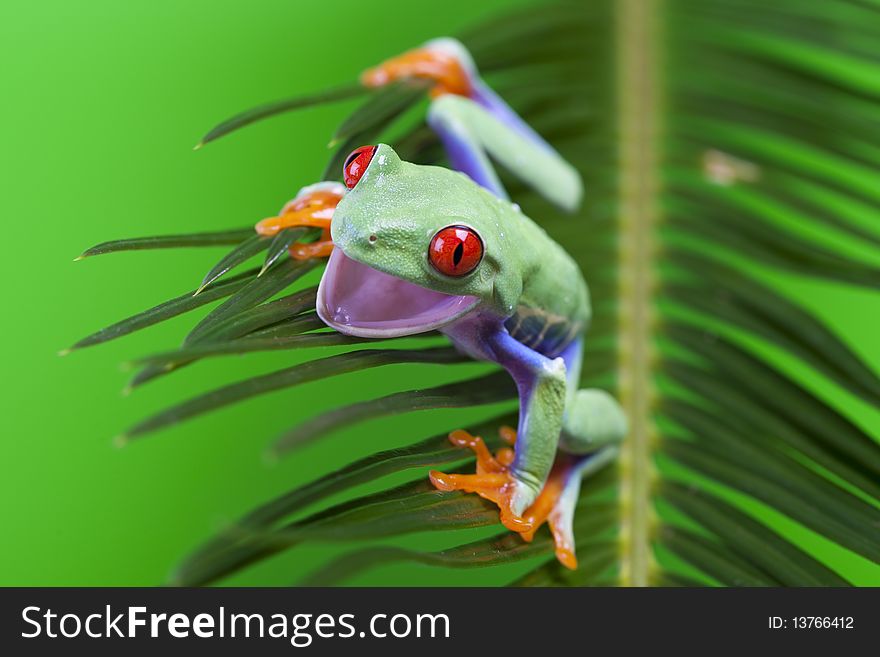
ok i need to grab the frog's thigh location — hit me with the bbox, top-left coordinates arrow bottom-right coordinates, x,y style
429,94 -> 583,212
560,389 -> 628,454
427,95 -> 507,199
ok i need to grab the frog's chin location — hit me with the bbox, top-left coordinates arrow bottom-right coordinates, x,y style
316,249 -> 479,338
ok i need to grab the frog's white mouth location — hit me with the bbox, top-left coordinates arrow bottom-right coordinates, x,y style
316,249 -> 478,338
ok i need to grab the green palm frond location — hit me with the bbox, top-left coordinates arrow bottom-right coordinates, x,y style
71,0 -> 880,586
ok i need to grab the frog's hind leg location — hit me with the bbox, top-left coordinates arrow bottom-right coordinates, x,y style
555,336 -> 627,453
535,385 -> 625,567
560,388 -> 628,454
513,391 -> 625,571
517,450 -> 586,570
427,94 -> 583,212
427,95 -> 507,200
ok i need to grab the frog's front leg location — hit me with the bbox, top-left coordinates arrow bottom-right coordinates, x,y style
254,181 -> 345,260
430,323 -> 567,527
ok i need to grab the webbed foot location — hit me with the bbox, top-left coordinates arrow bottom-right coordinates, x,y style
255,182 -> 344,261
516,453 -> 582,570
430,426 -> 582,570
429,428 -> 532,533
361,40 -> 472,98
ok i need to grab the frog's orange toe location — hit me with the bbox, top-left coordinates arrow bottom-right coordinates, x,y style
429,429 -> 532,533
430,428 -> 582,571
517,459 -> 568,540
429,468 -> 533,533
498,424 -> 517,446
290,240 -> 334,261
255,187 -> 342,260
552,544 -> 578,571
518,455 -> 581,570
361,47 -> 472,98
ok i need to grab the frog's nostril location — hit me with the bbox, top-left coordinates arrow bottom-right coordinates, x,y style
368,234 -> 378,244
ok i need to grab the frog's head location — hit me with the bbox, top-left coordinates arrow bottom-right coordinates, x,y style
317,144 -> 524,338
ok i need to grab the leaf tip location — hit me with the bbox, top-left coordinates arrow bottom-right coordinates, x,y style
121,385 -> 133,397
73,254 -> 87,262
113,434 -> 129,448
193,141 -> 205,151
164,572 -> 184,587
262,448 -> 281,466
58,348 -> 72,357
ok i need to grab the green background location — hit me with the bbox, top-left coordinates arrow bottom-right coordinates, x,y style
2,0 -> 878,586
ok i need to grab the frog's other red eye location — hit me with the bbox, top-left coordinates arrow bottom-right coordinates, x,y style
343,145 -> 377,189
429,225 -> 483,277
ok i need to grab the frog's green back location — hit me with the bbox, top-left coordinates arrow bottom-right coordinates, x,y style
505,218 -> 591,357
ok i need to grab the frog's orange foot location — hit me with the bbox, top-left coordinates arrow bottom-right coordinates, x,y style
255,186 -> 343,261
517,455 -> 580,570
429,427 -> 580,571
429,429 -> 532,533
361,46 -> 471,98
289,240 -> 334,260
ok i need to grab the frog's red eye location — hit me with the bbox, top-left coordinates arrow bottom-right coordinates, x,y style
343,145 -> 377,189
429,225 -> 483,277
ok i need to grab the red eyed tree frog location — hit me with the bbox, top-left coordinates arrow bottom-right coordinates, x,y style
254,40 -> 627,569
